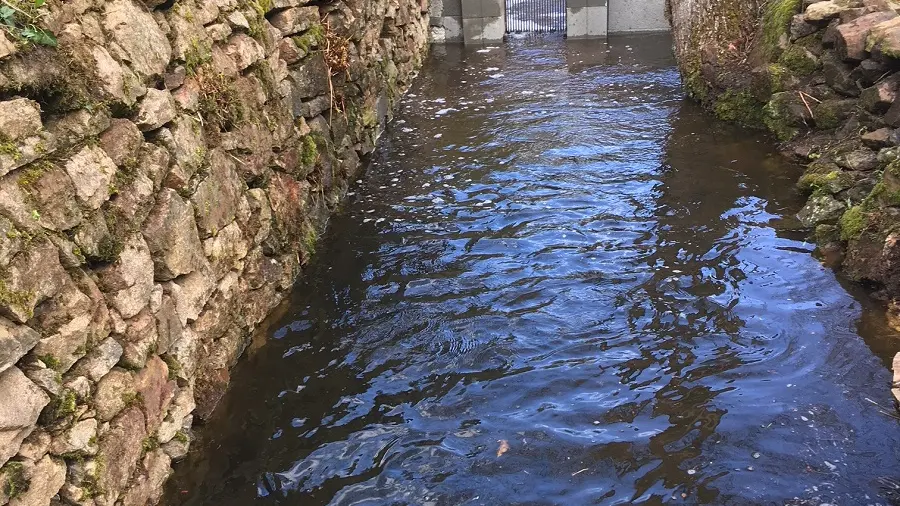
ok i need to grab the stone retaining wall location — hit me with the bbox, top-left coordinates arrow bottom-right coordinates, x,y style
0,0 -> 428,504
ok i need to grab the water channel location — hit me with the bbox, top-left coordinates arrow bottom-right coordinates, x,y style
165,34 -> 900,505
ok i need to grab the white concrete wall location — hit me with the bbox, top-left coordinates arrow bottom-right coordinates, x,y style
567,5 -> 608,39
608,0 -> 668,32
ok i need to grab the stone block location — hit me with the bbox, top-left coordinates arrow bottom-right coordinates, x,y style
0,367 -> 49,467
481,0 -> 503,18
834,11 -> 898,61
587,5 -> 608,36
567,6 -> 588,38
461,0 -> 480,18
0,318 -> 39,374
608,0 -> 667,32
482,16 -> 505,41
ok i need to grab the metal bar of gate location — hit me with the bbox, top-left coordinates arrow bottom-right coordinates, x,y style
505,0 -> 565,33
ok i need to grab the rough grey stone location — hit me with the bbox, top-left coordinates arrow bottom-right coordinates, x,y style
50,418 -> 98,456
0,318 -> 39,374
135,89 -> 177,131
8,455 -> 66,506
0,367 -> 49,467
103,0 -> 172,77
71,337 -> 123,382
94,369 -> 136,422
142,189 -> 207,281
798,193 -> 848,226
97,235 -> 155,319
0,98 -> 42,141
64,146 -> 117,210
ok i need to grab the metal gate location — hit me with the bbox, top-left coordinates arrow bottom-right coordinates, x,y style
505,0 -> 566,33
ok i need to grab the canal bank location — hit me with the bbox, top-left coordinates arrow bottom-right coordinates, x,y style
0,0 -> 429,504
164,35 -> 900,505
669,0 -> 900,308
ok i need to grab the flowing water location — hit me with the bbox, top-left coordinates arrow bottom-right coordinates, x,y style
165,35 -> 900,505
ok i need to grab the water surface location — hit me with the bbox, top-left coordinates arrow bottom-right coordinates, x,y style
166,35 -> 900,505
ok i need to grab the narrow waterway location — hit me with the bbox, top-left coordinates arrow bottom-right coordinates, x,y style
166,35 -> 900,505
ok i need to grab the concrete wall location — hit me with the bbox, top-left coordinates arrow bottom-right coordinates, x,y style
429,0 -> 667,43
567,0 -> 607,38
608,0 -> 668,33
461,0 -> 506,43
430,0 -> 465,42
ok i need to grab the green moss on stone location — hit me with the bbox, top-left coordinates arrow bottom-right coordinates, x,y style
38,354 -> 60,370
79,457 -> 105,500
1,461 -> 27,500
887,159 -> 900,178
815,223 -> 841,244
184,39 -> 212,77
767,63 -> 789,94
839,205 -> 866,241
764,97 -> 800,141
197,70 -> 244,132
16,163 -> 48,193
141,435 -> 159,453
293,24 -> 325,53
174,430 -> 189,444
714,90 -> 765,128
42,388 -> 77,425
162,355 -> 181,380
762,0 -> 803,61
797,170 -> 840,194
95,235 -> 123,264
778,45 -> 819,76
813,100 -> 851,130
0,279 -> 33,319
0,136 -> 21,161
300,135 -> 318,167
301,223 -> 318,260
867,180 -> 900,207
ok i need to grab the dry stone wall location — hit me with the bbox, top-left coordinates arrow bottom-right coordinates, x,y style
0,0 -> 428,504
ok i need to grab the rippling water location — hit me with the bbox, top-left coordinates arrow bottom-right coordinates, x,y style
165,35 -> 900,505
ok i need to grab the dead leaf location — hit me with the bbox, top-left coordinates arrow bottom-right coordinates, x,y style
496,439 -> 510,457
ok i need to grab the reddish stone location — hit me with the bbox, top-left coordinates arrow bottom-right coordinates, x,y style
134,355 -> 175,433
835,11 -> 898,61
